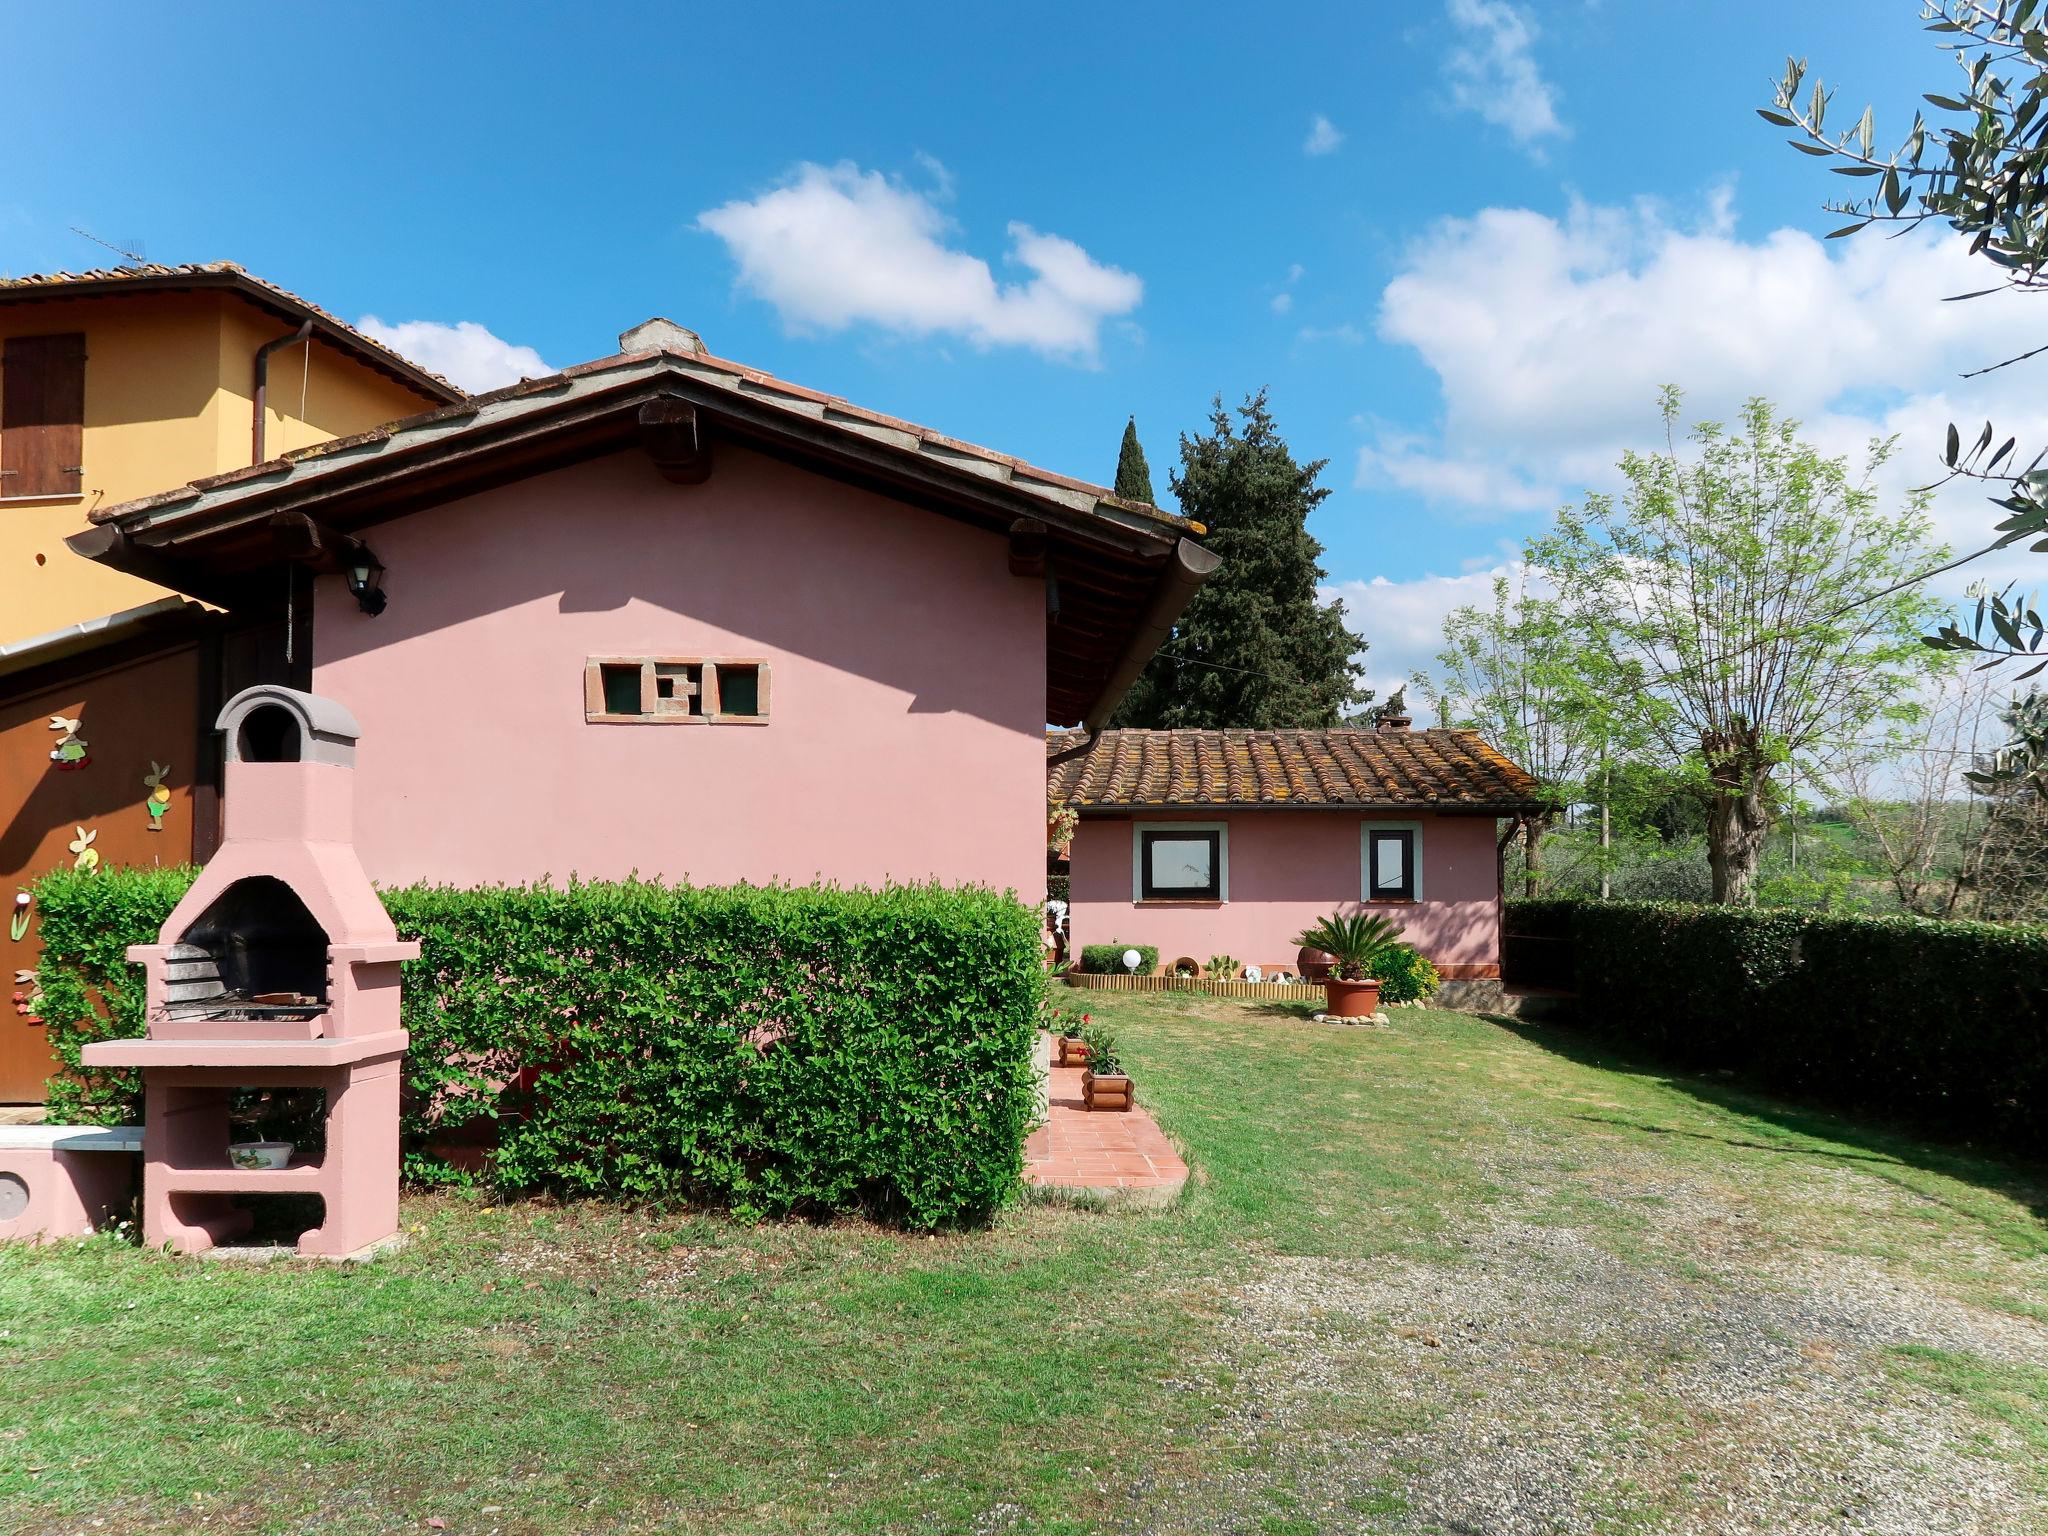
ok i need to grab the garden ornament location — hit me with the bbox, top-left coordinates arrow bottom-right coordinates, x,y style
1243,964 -> 1263,983
68,827 -> 98,873
8,892 -> 28,943
143,762 -> 172,831
1122,947 -> 1142,974
47,715 -> 88,771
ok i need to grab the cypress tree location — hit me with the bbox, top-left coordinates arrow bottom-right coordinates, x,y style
1113,417 -> 1156,504
1111,390 -> 1369,729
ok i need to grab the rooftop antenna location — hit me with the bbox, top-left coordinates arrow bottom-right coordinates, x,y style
69,226 -> 150,269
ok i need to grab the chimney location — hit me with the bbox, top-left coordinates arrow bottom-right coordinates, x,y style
619,318 -> 707,357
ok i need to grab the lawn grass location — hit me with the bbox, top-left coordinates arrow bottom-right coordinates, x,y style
3,991 -> 2044,1534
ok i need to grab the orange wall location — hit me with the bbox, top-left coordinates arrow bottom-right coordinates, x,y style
0,292 -> 440,646
0,644 -> 202,1100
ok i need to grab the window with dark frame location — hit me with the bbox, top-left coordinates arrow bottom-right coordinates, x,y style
1140,829 -> 1222,901
1366,828 -> 1417,901
0,332 -> 87,500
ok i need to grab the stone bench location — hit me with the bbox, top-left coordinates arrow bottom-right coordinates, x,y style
0,1125 -> 143,1242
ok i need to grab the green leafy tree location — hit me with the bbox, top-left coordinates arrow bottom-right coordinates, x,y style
1763,5 -> 2047,673
1113,416 -> 1156,504
1112,391 -> 1369,728
1530,391 -> 1949,904
1422,571 -> 1606,893
1968,686 -> 2048,919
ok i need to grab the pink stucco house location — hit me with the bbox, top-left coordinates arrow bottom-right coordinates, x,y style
71,320 -> 1216,899
1049,721 -> 1549,1003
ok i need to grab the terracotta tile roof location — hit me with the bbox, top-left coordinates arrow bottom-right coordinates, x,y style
1048,728 -> 1550,812
86,341 -> 1194,539
0,261 -> 464,402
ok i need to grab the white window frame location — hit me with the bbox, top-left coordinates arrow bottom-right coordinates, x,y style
1361,820 -> 1424,903
1132,820 -> 1229,903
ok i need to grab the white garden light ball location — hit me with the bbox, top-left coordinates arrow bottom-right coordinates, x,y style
1121,948 -> 1142,974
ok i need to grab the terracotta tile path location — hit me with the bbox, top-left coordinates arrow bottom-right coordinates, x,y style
1024,1065 -> 1188,1205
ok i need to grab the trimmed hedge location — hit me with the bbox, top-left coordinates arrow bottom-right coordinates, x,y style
34,868 -> 1043,1228
1506,898 -> 2048,1157
1079,942 -> 1159,975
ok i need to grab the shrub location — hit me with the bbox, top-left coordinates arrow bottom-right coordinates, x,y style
34,870 -> 1042,1229
1505,898 -> 2048,1158
1079,942 -> 1158,975
1079,1023 -> 1123,1077
32,865 -> 197,1125
1371,944 -> 1440,1005
1042,998 -> 1089,1039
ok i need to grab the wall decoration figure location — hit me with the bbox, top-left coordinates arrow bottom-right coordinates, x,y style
143,761 -> 173,832
13,970 -> 41,1023
47,715 -> 89,771
68,826 -> 99,873
8,892 -> 28,943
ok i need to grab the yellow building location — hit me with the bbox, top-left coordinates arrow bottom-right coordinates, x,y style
0,262 -> 461,647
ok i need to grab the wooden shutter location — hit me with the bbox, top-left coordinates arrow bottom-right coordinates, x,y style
1,333 -> 86,498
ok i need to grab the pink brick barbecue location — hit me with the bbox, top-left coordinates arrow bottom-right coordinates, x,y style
82,686 -> 416,1258
0,1125 -> 142,1241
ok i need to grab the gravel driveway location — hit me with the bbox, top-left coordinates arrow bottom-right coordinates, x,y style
1129,1096 -> 2048,1535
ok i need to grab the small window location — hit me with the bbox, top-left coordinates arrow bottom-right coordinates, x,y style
1366,828 -> 1418,902
1139,829 -> 1223,901
717,663 -> 762,718
600,663 -> 643,717
585,657 -> 770,725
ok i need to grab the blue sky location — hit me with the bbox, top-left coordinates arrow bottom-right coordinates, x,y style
5,1 -> 2031,693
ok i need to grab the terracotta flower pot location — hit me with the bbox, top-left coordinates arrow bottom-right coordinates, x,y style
1322,977 -> 1382,1019
1082,1069 -> 1133,1112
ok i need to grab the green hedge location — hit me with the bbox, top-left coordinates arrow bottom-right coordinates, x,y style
1506,898 -> 2048,1157
33,868 -> 1043,1228
1079,942 -> 1159,975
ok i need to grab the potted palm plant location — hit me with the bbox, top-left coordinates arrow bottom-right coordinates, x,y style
1294,912 -> 1406,1019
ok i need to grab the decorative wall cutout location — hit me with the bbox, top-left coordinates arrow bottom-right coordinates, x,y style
143,761 -> 172,832
8,892 -> 28,943
68,826 -> 99,873
47,714 -> 89,771
12,969 -> 41,1023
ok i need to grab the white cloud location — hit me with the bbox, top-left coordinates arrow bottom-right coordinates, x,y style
697,161 -> 1142,364
1443,0 -> 1565,153
1298,323 -> 1367,347
1270,291 -> 1294,315
1364,191 -> 2046,594
356,317 -> 550,393
1304,114 -> 1345,156
1322,564 -> 1525,703
1357,435 -> 1556,511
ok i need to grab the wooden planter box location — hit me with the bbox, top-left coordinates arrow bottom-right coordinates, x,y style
1082,1070 -> 1133,1112
1055,1037 -> 1091,1068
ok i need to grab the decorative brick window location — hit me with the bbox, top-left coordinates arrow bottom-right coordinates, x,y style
583,657 -> 770,725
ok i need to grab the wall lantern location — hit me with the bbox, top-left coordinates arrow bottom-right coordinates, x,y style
344,545 -> 387,616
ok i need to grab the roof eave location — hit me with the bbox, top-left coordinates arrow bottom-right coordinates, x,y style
0,268 -> 465,405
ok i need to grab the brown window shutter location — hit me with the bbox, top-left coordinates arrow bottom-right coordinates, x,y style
1,332 -> 86,498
